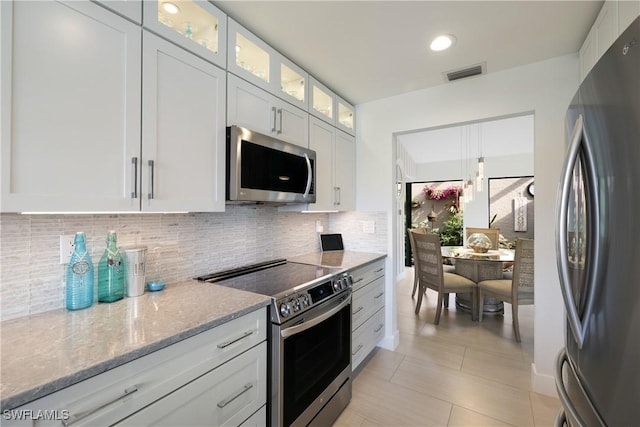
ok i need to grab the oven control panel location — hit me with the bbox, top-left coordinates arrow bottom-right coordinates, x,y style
275,272 -> 353,322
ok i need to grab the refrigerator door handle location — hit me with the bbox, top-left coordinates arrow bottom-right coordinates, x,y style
555,349 -> 585,427
556,114 -> 601,349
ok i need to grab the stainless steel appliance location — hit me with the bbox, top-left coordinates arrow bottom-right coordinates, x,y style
196,260 -> 353,427
123,246 -> 147,297
555,16 -> 640,427
226,126 -> 316,204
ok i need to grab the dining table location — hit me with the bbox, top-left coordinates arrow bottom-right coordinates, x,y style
441,246 -> 515,315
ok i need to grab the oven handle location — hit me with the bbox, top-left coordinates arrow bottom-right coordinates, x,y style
280,294 -> 351,339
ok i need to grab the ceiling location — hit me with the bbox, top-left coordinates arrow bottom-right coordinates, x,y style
397,114 -> 534,164
213,1 -> 603,105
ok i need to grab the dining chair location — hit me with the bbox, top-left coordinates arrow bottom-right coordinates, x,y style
410,230 -> 477,324
465,227 -> 500,250
408,227 -> 428,298
477,238 -> 534,342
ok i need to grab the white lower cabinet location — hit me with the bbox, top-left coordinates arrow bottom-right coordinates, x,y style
227,73 -> 309,148
350,259 -> 386,370
5,308 -> 267,427
117,342 -> 267,426
352,309 -> 385,370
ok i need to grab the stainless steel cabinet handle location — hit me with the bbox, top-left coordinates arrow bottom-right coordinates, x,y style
271,106 -> 277,132
148,160 -> 155,200
352,306 -> 364,315
336,186 -> 341,205
303,153 -> 312,199
62,386 -> 138,426
130,157 -> 138,199
217,383 -> 253,408
352,278 -> 363,284
374,268 -> 384,273
374,323 -> 384,333
556,114 -> 600,349
352,344 -> 363,355
277,108 -> 283,134
217,330 -> 254,349
374,292 -> 384,299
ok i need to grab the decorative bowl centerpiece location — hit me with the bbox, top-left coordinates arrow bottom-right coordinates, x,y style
467,233 -> 492,253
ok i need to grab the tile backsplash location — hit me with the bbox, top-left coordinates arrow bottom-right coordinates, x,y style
0,206 -> 386,321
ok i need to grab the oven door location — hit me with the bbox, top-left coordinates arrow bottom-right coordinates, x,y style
272,291 -> 352,427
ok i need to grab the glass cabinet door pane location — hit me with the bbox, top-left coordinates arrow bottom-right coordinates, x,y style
156,0 -> 219,54
338,101 -> 354,130
312,86 -> 333,120
235,33 -> 270,83
281,63 -> 305,103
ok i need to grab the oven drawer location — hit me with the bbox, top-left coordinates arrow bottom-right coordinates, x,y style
5,308 -> 267,427
350,259 -> 385,292
352,276 -> 385,331
352,308 -> 385,370
117,342 -> 267,426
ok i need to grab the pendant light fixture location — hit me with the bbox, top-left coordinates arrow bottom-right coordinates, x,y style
476,124 -> 484,192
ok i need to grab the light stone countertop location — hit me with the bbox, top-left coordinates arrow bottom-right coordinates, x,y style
0,279 -> 271,410
288,251 -> 386,270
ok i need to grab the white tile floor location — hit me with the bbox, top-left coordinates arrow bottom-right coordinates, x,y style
334,268 -> 560,426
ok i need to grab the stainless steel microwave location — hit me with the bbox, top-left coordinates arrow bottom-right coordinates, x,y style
226,126 -> 316,204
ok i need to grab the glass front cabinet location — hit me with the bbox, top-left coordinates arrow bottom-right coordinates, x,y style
310,77 -> 355,136
336,96 -> 355,136
143,0 -> 227,68
227,18 -> 309,110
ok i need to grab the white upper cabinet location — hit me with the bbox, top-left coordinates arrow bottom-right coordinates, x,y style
336,96 -> 356,136
579,0 -> 639,81
94,0 -> 142,23
310,77 -> 356,136
1,0 -> 142,212
334,129 -> 356,211
227,73 -> 309,147
305,116 -> 355,211
143,0 -> 227,68
227,18 -> 309,109
141,31 -> 226,212
309,77 -> 334,124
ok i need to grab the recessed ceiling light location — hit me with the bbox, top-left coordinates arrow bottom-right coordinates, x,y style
430,34 -> 456,52
162,2 -> 180,14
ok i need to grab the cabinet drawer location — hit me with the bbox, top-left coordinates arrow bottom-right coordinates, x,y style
352,308 -> 385,371
117,342 -> 267,427
352,276 -> 385,331
351,259 -> 385,292
239,405 -> 266,427
6,308 -> 267,427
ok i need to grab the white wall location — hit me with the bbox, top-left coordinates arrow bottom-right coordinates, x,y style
355,53 -> 579,396
413,153 -> 534,228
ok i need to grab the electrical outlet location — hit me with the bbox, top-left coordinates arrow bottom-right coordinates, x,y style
59,235 -> 75,264
315,220 -> 324,233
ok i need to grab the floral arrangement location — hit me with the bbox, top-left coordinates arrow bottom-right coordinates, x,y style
422,185 -> 462,201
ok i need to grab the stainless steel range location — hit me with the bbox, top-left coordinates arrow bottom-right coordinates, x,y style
196,259 -> 353,427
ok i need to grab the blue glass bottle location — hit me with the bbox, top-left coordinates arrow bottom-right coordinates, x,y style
66,232 -> 94,310
98,231 -> 125,303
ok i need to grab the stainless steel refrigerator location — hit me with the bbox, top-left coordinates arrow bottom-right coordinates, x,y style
555,16 -> 640,427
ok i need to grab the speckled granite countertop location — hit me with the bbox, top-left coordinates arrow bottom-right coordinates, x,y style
289,251 -> 386,270
0,280 -> 271,410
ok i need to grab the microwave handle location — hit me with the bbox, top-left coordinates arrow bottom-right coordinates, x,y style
303,153 -> 312,199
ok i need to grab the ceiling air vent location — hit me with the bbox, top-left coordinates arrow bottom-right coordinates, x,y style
444,62 -> 486,82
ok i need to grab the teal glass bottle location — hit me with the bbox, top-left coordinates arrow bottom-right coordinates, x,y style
66,232 -> 94,310
98,231 -> 125,303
